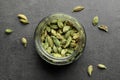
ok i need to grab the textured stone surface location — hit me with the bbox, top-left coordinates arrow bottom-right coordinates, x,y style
0,0 -> 120,80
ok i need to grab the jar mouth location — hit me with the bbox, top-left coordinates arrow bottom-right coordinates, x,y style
34,13 -> 86,65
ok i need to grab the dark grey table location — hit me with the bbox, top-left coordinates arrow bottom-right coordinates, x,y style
0,0 -> 120,80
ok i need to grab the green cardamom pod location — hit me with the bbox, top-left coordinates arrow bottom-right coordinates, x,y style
5,29 -> 13,34
73,6 -> 84,12
56,33 -> 64,40
98,25 -> 108,32
73,32 -> 80,39
88,65 -> 93,76
53,45 -> 58,53
47,35 -> 54,47
57,20 -> 63,28
21,37 -> 27,47
46,26 -> 51,32
18,14 -> 28,20
57,47 -> 62,53
92,16 -> 99,26
42,42 -> 48,49
64,36 -> 72,48
52,36 -> 61,47
53,53 -> 62,58
19,19 -> 29,24
51,19 -> 58,24
50,25 -> 58,29
63,26 -> 70,32
97,64 -> 107,69
67,49 -> 74,54
46,47 -> 52,53
51,29 -> 57,36
61,49 -> 68,56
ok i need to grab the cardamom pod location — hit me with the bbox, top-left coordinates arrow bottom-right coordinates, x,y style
65,20 -> 73,27
52,36 -> 61,47
67,49 -> 74,54
47,35 -> 54,47
19,19 -> 29,24
61,49 -> 68,56
63,26 -> 70,32
46,26 -> 51,32
73,6 -> 84,12
5,29 -> 13,34
18,14 -> 28,20
65,30 -> 71,38
97,64 -> 107,69
70,42 -> 77,48
53,53 -> 62,58
51,29 -> 57,36
98,25 -> 108,32
88,65 -> 93,76
92,16 -> 99,26
61,39 -> 66,45
51,19 -> 58,24
46,47 -> 52,53
50,25 -> 58,29
57,20 -> 63,28
56,33 -> 64,40
21,37 -> 27,47
42,42 -> 48,49
58,29 -> 63,34
73,32 -> 80,39
57,47 -> 62,53
53,45 -> 58,53
64,36 -> 72,48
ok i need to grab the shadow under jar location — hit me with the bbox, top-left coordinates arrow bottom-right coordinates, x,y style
34,13 -> 86,66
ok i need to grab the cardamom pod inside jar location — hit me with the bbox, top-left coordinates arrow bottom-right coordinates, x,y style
34,13 -> 86,65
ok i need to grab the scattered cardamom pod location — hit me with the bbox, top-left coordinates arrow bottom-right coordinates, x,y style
73,6 -> 84,12
18,14 -> 27,20
88,65 -> 93,76
92,16 -> 99,26
19,19 -> 29,24
5,29 -> 13,34
98,25 -> 108,32
21,37 -> 27,47
97,64 -> 107,69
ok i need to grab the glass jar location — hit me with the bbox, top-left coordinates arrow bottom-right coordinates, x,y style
34,13 -> 86,65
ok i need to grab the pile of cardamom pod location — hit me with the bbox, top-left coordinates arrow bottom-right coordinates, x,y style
41,19 -> 80,58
